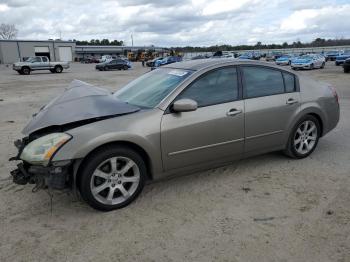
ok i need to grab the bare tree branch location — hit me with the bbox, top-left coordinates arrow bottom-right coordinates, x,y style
0,23 -> 18,40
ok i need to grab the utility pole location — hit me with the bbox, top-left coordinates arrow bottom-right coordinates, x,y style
131,33 -> 133,47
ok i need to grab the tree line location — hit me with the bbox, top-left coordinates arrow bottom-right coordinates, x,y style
172,38 -> 350,52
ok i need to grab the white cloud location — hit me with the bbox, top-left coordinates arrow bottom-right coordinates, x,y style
0,3 -> 9,11
0,0 -> 349,46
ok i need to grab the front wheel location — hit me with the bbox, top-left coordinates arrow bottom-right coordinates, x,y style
284,115 -> 320,159
123,65 -> 128,70
21,67 -> 31,75
321,62 -> 325,69
79,146 -> 147,211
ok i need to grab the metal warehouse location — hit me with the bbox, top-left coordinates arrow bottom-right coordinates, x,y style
0,39 -> 76,64
0,40 -> 168,64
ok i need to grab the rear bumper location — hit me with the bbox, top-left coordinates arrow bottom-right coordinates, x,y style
291,63 -> 312,69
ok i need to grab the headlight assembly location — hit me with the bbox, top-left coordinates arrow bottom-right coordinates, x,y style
20,133 -> 72,166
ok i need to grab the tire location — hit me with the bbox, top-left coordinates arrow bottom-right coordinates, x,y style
284,115 -> 321,159
344,67 -> 350,73
54,66 -> 63,73
21,67 -> 31,75
104,66 -> 108,71
321,62 -> 325,69
123,65 -> 128,70
79,146 -> 147,211
310,64 -> 314,70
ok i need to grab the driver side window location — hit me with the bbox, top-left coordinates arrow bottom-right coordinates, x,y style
176,67 -> 239,107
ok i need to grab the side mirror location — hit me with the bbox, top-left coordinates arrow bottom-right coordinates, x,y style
173,99 -> 198,113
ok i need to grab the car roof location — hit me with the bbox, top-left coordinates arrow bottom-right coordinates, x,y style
163,58 -> 298,73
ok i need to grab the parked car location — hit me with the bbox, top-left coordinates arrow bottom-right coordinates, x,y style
95,59 -> 130,71
12,56 -> 70,75
275,55 -> 298,65
146,57 -> 163,67
154,56 -> 182,67
81,57 -> 100,63
10,60 -> 339,211
266,52 -> 283,61
335,51 -> 350,66
239,52 -> 261,60
291,54 -> 325,70
343,58 -> 350,73
325,51 -> 342,61
99,55 -> 113,63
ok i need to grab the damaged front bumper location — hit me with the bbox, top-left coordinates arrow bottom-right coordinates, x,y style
11,161 -> 72,190
10,138 -> 73,190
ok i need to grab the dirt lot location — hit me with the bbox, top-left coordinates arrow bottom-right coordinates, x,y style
0,62 -> 349,262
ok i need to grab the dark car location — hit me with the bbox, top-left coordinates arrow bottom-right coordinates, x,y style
335,52 -> 350,66
343,58 -> 350,73
81,57 -> 100,63
95,59 -> 130,71
325,51 -> 342,61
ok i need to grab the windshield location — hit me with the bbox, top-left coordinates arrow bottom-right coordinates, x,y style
114,68 -> 192,108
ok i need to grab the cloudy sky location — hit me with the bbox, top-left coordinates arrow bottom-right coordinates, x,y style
0,0 -> 349,46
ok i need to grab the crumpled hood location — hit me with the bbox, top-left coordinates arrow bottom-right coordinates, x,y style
22,80 -> 140,136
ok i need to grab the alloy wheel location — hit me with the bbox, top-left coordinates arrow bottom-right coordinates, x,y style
293,120 -> 318,155
90,156 -> 140,205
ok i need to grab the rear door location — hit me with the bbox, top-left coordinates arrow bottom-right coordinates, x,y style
161,66 -> 244,171
241,66 -> 300,154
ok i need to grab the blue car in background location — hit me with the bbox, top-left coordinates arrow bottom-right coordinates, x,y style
154,56 -> 182,67
325,51 -> 342,61
335,51 -> 350,66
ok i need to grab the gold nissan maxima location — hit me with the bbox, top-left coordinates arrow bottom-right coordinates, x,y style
10,59 -> 339,211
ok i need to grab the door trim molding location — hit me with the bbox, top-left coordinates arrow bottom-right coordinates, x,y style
168,138 -> 244,156
246,130 -> 284,140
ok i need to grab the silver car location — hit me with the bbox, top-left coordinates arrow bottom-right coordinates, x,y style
10,59 -> 340,211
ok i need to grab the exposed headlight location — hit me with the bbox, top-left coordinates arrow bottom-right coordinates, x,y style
20,133 -> 72,166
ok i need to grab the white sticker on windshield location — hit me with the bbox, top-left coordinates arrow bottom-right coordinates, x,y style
168,70 -> 188,77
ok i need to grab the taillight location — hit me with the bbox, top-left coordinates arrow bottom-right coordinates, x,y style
329,86 -> 339,104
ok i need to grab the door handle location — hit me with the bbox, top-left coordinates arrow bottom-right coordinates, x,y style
286,98 -> 298,105
226,108 -> 242,116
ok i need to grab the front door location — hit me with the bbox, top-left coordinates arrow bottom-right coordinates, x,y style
161,66 -> 244,171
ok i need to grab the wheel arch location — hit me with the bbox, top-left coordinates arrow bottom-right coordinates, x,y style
75,141 -> 154,187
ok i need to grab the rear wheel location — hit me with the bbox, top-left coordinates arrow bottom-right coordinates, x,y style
284,115 -> 320,159
344,67 -> 350,73
79,146 -> 146,211
54,66 -> 63,73
123,65 -> 128,70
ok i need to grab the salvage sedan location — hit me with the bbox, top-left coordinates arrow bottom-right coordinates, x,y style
291,54 -> 325,70
10,59 -> 340,211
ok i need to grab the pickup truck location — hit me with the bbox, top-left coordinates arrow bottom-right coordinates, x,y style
12,56 -> 70,75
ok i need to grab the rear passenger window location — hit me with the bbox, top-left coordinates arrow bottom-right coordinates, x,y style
242,66 -> 284,98
42,57 -> 48,62
283,72 -> 296,93
177,67 -> 238,107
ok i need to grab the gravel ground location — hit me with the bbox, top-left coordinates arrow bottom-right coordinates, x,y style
0,62 -> 349,262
